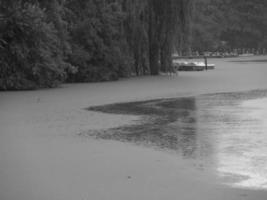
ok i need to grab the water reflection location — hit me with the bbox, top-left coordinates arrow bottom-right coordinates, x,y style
215,98 -> 267,189
86,90 -> 267,190
88,97 -> 199,158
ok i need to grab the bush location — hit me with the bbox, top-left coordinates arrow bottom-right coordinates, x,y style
0,2 -> 67,90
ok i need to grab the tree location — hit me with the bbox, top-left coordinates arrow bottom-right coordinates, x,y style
122,0 -> 149,75
0,0 -> 196,90
191,0 -> 267,53
219,0 -> 267,50
148,0 -> 193,74
0,1 -> 67,90
65,0 -> 130,82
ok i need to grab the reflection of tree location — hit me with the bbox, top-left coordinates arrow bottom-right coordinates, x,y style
88,97 -> 199,158
86,90 -> 267,177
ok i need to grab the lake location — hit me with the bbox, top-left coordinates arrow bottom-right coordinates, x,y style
87,89 -> 267,190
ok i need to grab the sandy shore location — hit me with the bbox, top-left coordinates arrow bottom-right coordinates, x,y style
1,56 -> 267,200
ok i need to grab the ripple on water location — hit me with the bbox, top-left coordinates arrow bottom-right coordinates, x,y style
216,97 -> 267,190
85,89 -> 267,190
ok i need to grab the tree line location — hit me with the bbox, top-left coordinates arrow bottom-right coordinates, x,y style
0,0 -> 267,90
191,0 -> 267,53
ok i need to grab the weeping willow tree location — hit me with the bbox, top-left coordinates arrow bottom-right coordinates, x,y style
122,0 -> 194,76
148,0 -> 194,75
122,0 -> 149,76
176,0 -> 194,56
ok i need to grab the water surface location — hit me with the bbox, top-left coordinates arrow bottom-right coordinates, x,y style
230,59 -> 267,63
85,90 -> 267,190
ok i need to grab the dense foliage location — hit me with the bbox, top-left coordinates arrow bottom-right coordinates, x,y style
218,0 -> 267,50
191,0 -> 267,52
0,1 -> 68,90
1,0 -> 267,90
65,0 -> 131,82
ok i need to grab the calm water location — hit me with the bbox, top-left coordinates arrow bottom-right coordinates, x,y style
86,90 -> 267,190
230,59 -> 267,63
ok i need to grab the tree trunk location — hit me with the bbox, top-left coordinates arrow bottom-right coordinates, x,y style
148,1 -> 160,75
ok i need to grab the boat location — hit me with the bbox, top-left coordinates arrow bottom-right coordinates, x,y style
173,61 -> 215,71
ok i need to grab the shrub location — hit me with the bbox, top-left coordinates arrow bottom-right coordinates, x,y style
0,2 -> 67,90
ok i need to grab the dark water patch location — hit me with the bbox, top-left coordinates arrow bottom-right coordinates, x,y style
84,89 -> 267,189
88,97 -> 196,117
84,89 -> 267,155
86,97 -> 198,156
